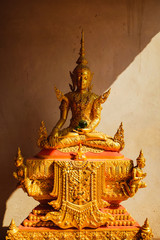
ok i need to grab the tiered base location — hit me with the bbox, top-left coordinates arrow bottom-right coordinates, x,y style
6,226 -> 140,240
6,205 -> 145,240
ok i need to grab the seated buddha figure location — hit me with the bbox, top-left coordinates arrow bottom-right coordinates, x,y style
46,32 -> 124,152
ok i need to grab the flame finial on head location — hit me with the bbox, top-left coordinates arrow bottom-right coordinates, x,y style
70,30 -> 91,92
16,147 -> 23,160
76,30 -> 88,65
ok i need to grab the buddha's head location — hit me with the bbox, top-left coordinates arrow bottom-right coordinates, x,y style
137,159 -> 145,168
136,150 -> 146,168
69,31 -> 93,91
74,65 -> 92,91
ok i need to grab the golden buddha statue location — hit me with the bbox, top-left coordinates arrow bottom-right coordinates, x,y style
39,31 -> 124,152
6,31 -> 153,240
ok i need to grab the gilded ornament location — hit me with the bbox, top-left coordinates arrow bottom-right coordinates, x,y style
40,160 -> 114,230
8,219 -> 18,234
74,144 -> 87,160
37,121 -> 49,148
13,147 -> 26,188
140,218 -> 153,240
120,150 -> 147,197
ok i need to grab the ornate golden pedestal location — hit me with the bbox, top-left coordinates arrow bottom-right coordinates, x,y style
6,149 -> 153,240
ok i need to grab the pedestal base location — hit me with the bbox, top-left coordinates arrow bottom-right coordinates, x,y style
7,150 -> 153,239
6,226 -> 140,240
6,205 -> 153,240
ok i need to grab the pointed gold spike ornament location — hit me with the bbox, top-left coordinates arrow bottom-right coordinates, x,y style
17,147 -> 23,160
76,30 -> 88,65
37,121 -> 48,148
137,149 -> 145,162
75,144 -> 87,160
8,219 -> 18,234
114,122 -> 125,150
6,32 -> 152,240
140,218 -> 153,239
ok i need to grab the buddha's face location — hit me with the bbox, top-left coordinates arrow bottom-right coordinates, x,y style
77,69 -> 91,90
138,161 -> 145,168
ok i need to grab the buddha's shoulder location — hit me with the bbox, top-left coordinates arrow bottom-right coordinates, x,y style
90,92 -> 99,99
64,91 -> 99,99
64,91 -> 74,99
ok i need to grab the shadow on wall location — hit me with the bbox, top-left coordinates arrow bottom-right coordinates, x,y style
0,0 -> 160,238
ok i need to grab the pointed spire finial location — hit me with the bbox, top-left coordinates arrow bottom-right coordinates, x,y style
137,149 -> 145,163
75,143 -> 87,160
141,218 -> 153,235
144,218 -> 149,227
17,147 -> 22,159
81,30 -> 85,58
76,30 -> 88,65
15,147 -> 23,165
8,218 -> 18,233
114,122 -> 125,151
37,121 -> 48,148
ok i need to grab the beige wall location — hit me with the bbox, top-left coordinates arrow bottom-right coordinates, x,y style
1,0 -> 160,238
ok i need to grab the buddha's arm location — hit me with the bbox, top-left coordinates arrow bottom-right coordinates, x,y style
50,100 -> 69,136
132,168 -> 137,180
89,90 -> 111,129
142,172 -> 147,178
80,102 -> 101,134
132,167 -> 142,180
80,91 -> 111,134
89,103 -> 101,130
88,89 -> 111,131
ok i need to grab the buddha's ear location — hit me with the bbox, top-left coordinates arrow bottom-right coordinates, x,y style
90,72 -> 94,81
88,72 -> 94,91
69,71 -> 76,92
88,83 -> 93,92
69,71 -> 74,80
69,84 -> 74,92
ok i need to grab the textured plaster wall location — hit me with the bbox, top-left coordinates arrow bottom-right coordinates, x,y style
0,0 -> 160,238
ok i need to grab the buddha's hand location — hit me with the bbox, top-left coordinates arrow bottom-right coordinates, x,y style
50,127 -> 59,137
48,128 -> 59,146
78,128 -> 92,134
